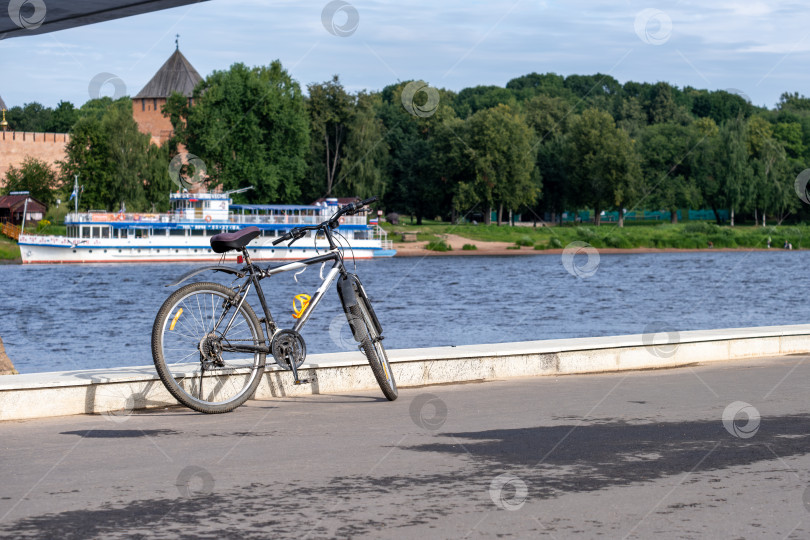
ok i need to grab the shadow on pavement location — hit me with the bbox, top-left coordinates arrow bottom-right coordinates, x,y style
5,414 -> 810,538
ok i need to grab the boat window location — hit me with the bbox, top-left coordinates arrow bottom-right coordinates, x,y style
135,229 -> 148,239
262,230 -> 275,237
169,229 -> 186,237
102,228 -> 110,239
82,227 -> 90,238
92,227 -> 101,238
190,229 -> 204,236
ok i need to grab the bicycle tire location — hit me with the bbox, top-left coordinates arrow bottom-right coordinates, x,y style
151,281 -> 266,413
349,297 -> 398,401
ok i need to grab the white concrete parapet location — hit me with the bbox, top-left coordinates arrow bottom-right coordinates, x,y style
1,324 -> 809,422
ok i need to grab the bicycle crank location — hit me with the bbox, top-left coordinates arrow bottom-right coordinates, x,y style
271,329 -> 307,371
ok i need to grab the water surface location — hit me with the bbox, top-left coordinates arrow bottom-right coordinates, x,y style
1,251 -> 807,373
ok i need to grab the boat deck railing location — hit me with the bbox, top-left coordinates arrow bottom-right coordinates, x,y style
372,225 -> 392,250
66,212 -> 368,227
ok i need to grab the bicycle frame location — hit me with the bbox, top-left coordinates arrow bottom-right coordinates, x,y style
212,247 -> 344,353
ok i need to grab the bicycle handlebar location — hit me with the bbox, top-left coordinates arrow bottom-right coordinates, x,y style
272,197 -> 379,247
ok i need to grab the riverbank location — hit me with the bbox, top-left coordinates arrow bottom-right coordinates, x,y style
0,236 -> 19,260
1,222 -> 805,262
393,235 -> 785,256
384,221 -> 808,254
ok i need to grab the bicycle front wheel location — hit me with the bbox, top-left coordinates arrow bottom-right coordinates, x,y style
349,296 -> 398,401
152,281 -> 266,413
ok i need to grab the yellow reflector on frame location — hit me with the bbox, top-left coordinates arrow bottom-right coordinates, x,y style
292,294 -> 311,319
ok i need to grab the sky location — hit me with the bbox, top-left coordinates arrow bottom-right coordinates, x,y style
1,0 -> 809,109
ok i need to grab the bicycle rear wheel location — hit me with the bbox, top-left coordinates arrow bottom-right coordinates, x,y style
349,296 -> 398,401
152,281 -> 266,413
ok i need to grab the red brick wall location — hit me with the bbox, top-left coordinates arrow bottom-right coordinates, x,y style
132,98 -> 174,145
0,131 -> 70,186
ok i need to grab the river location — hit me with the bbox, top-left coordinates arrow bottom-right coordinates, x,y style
1,251 -> 807,373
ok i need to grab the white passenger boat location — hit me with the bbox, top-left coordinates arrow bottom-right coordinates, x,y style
18,192 -> 395,264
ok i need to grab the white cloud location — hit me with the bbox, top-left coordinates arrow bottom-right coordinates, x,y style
1,0 -> 810,108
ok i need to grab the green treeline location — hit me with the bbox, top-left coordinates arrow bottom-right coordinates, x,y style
4,63 -> 810,225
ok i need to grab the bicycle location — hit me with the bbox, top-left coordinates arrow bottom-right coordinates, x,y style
151,197 -> 397,413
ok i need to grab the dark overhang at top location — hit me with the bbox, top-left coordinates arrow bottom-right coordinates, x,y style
0,0 -> 209,40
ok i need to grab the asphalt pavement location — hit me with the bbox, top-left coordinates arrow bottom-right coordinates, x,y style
2,354 -> 810,538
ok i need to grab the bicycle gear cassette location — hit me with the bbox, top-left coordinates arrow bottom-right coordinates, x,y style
271,329 -> 307,370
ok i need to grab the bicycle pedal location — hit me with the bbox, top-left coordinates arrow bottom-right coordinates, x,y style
293,378 -> 311,385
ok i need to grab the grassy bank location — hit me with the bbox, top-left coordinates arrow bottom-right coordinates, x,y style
383,221 -> 809,250
0,236 -> 20,260
0,222 -> 62,261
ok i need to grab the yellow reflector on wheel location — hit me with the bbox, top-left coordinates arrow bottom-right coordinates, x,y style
169,308 -> 183,331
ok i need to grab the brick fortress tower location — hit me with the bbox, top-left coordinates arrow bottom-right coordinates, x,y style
132,43 -> 202,145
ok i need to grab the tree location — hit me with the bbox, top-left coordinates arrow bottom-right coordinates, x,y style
691,90 -> 752,124
339,91 -> 390,200
690,118 -> 725,223
718,117 -> 751,226
169,61 -> 310,203
103,103 -> 149,210
534,133 -> 569,224
59,98 -> 164,211
143,143 -> 173,212
772,121 -> 805,159
615,96 -> 646,137
506,72 -> 571,100
639,123 -> 701,223
3,157 -> 59,207
51,101 -> 79,132
305,75 -> 354,199
746,116 -> 797,225
453,85 -> 516,119
524,94 -> 571,140
4,102 -> 52,132
564,109 -> 641,226
690,117 -> 750,225
447,104 -> 540,225
777,91 -> 810,112
379,81 -> 457,224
